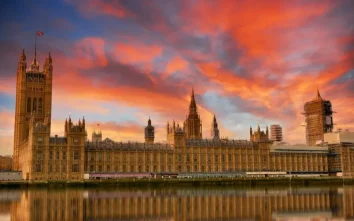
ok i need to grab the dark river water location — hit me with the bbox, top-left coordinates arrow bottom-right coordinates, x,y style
0,185 -> 353,221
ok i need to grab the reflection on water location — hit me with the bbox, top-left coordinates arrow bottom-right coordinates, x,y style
1,186 -> 354,221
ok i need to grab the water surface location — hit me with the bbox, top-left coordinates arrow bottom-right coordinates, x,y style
1,185 -> 354,221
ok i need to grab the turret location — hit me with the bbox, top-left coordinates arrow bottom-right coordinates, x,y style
17,49 -> 27,74
211,114 -> 220,140
145,117 -> 155,144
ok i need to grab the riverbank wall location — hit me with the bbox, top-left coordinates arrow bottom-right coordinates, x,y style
1,177 -> 354,188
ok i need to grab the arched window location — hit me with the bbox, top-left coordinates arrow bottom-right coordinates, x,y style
33,98 -> 37,112
38,98 -> 42,113
27,97 -> 31,113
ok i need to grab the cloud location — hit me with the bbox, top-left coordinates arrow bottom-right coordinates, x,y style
163,56 -> 189,79
66,0 -> 133,18
74,37 -> 108,68
114,43 -> 163,65
1,0 -> 354,155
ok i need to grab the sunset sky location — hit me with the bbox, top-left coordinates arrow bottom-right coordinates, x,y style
0,0 -> 353,155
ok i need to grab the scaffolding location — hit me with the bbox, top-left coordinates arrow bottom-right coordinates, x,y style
302,90 -> 334,146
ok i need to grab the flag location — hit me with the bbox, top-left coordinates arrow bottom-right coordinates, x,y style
36,31 -> 44,36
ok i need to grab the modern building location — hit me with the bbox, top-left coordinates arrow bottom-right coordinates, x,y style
11,49 -> 354,181
270,124 -> 283,142
303,89 -> 334,146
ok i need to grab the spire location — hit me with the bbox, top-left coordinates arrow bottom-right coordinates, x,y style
18,49 -> 27,72
189,88 -> 197,115
316,87 -> 322,100
257,124 -> 260,132
48,52 -> 52,64
211,114 -> 220,140
20,49 -> 26,61
148,117 -> 151,126
212,114 -> 218,128
191,88 -> 195,101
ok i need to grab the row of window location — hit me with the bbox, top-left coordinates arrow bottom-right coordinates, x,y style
33,164 -> 80,173
48,151 -> 80,160
87,164 -> 267,173
27,87 -> 43,92
27,97 -> 43,113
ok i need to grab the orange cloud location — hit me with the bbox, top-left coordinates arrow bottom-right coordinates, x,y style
74,37 -> 108,68
163,56 -> 189,79
67,0 -> 133,18
114,43 -> 163,64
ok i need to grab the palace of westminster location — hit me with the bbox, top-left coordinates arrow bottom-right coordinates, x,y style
11,49 -> 354,181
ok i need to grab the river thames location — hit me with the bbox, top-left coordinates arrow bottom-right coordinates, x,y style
1,185 -> 353,221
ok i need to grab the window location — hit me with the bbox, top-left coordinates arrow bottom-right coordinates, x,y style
56,151 -> 60,160
35,164 -> 42,172
72,164 -> 80,172
37,151 -> 42,160
62,165 -> 66,172
49,165 -> 52,172
73,151 -> 79,160
90,165 -> 94,172
62,151 -> 66,160
107,165 -> 110,172
27,97 -> 31,113
49,151 -> 53,160
38,98 -> 42,113
33,98 -> 37,112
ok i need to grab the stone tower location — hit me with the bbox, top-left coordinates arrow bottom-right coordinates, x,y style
145,117 -> 155,144
303,89 -> 334,145
92,131 -> 102,142
250,125 -> 269,142
13,50 -> 53,170
167,121 -> 185,146
184,89 -> 202,140
211,115 -> 220,140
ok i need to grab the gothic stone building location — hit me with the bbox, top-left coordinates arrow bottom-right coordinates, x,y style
12,50 -> 354,181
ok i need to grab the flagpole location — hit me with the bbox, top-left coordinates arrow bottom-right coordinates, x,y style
34,31 -> 37,63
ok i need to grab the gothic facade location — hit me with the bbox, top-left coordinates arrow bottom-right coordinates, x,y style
12,50 -> 354,181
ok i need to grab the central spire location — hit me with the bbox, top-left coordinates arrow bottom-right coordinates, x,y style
189,88 -> 197,115
185,88 -> 202,139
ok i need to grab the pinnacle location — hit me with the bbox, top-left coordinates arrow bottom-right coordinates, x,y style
316,87 -> 322,100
